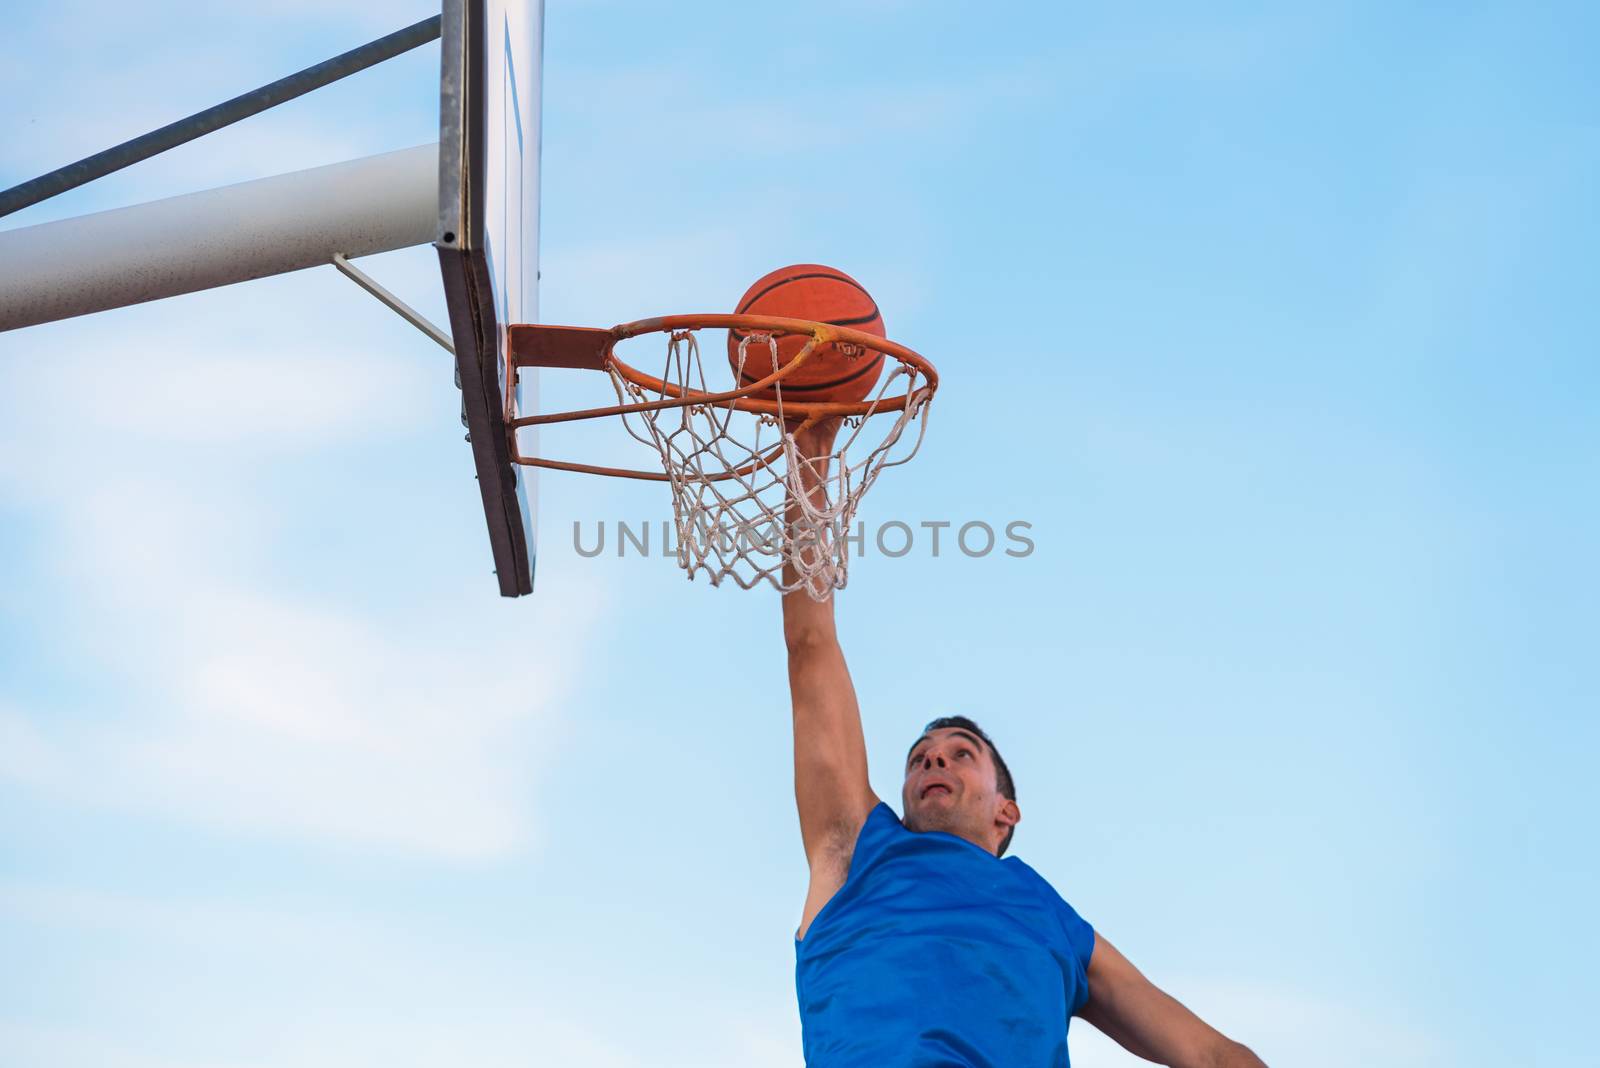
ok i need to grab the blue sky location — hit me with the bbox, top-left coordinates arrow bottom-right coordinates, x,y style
2,2 -> 1596,1066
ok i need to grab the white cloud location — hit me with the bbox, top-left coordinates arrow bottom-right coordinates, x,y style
0,876 -> 803,1068
0,702 -> 65,791
0,997 -> 794,1068
0,251 -> 598,862
0,560 -> 599,859
0,294 -> 435,469
0,1020 -> 244,1068
110,345 -> 412,445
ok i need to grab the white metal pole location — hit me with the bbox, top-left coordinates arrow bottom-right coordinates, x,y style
0,144 -> 438,333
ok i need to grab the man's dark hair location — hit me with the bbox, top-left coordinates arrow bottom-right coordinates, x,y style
910,716 -> 1018,856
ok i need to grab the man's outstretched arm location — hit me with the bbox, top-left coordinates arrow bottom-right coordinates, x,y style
785,421 -> 878,938
1078,934 -> 1267,1067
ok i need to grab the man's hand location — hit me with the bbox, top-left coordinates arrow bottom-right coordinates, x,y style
788,416 -> 842,468
783,415 -> 843,600
1079,934 -> 1267,1067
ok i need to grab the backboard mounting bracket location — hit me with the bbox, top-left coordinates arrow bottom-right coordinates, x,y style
332,253 -> 455,354
508,323 -> 611,370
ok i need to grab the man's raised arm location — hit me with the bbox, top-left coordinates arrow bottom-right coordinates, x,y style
785,420 -> 878,938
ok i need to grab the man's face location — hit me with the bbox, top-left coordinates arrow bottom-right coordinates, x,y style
901,727 -> 1018,853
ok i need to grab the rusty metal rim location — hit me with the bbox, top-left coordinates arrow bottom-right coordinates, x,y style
506,312 -> 937,480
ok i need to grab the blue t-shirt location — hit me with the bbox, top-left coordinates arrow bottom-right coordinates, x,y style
795,803 -> 1095,1068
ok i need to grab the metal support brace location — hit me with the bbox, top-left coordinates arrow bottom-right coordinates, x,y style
332,253 -> 467,429
331,253 -> 455,355
0,16 -> 443,220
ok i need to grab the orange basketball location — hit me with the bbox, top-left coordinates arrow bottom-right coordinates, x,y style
728,264 -> 886,404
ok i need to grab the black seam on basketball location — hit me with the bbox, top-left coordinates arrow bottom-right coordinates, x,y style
826,311 -> 882,329
735,351 -> 884,392
736,271 -> 875,314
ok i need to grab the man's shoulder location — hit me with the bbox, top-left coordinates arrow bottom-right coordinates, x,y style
1002,855 -> 1082,911
1001,854 -> 1049,882
1002,855 -> 1095,960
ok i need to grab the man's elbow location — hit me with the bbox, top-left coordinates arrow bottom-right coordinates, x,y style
784,621 -> 836,657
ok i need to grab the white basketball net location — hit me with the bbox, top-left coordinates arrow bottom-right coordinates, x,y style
605,329 -> 933,600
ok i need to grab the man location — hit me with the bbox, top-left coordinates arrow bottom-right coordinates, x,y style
784,421 -> 1266,1068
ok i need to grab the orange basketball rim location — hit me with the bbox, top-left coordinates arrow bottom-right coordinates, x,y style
500,307 -> 937,599
504,313 -> 939,482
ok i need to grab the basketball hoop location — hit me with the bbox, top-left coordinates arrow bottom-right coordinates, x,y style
506,314 -> 939,599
